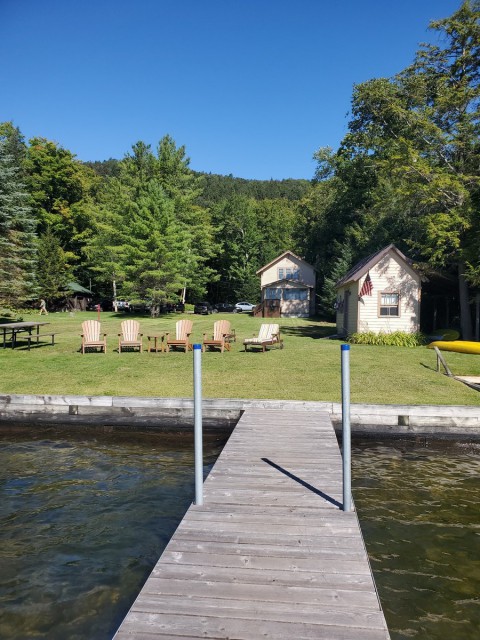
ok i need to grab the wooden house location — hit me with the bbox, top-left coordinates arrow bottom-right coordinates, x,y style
335,244 -> 421,336
255,251 -> 316,318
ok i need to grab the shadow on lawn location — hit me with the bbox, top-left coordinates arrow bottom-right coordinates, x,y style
280,324 -> 337,340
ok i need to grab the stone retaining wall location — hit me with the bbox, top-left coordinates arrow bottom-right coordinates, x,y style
1,394 -> 479,437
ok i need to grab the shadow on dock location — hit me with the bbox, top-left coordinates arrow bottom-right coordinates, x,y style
262,457 -> 343,509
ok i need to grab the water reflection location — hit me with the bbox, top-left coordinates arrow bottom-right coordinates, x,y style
2,430 -> 479,640
0,429 -> 229,640
352,437 -> 480,640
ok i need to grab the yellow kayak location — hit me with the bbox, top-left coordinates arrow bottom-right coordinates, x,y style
427,340 -> 480,355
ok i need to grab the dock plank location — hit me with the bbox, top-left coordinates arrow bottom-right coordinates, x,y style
114,409 -> 390,639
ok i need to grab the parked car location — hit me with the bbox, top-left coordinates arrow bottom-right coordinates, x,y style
128,300 -> 150,313
114,299 -> 129,311
87,298 -> 113,311
234,301 -> 256,313
215,302 -> 235,313
194,301 -> 215,315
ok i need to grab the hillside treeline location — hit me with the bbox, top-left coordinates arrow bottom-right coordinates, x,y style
1,2 -> 479,335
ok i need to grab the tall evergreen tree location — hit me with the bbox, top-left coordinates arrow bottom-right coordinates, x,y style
36,228 -> 72,306
84,136 -> 218,308
0,139 -> 37,307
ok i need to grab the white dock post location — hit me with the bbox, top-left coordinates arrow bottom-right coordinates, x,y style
341,344 -> 352,512
193,344 -> 203,505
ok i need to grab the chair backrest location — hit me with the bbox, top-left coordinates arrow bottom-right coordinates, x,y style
258,323 -> 279,340
213,320 -> 231,341
176,319 -> 193,340
121,319 -> 140,341
82,320 -> 101,342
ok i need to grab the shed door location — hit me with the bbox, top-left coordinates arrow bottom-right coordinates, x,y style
343,291 -> 350,334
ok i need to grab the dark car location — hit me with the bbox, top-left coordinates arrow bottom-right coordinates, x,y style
87,298 -> 113,311
215,302 -> 235,313
194,301 -> 214,315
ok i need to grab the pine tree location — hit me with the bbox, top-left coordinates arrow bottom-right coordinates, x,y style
0,139 -> 38,308
36,228 -> 72,305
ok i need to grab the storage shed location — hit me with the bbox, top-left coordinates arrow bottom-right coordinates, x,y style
335,244 -> 421,336
256,251 -> 316,318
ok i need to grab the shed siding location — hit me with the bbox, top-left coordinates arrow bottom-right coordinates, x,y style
357,253 -> 420,333
336,249 -> 421,335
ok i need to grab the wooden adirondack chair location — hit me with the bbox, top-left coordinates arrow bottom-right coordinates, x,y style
202,320 -> 234,353
81,320 -> 107,354
118,319 -> 143,353
243,323 -> 283,353
165,319 -> 193,353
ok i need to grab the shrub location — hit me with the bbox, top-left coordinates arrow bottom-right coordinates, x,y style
348,331 -> 428,347
0,307 -> 22,322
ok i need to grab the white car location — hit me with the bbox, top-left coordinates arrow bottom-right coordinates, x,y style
234,301 -> 255,313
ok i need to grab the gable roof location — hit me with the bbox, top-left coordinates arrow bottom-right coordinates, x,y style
66,281 -> 93,294
256,250 -> 313,275
336,244 -> 416,288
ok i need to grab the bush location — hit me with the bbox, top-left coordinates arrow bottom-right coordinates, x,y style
0,308 -> 22,322
348,331 -> 428,347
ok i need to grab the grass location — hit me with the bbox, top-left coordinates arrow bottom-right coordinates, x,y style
1,311 -> 480,406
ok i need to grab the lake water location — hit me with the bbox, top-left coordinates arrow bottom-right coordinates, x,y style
352,436 -> 480,640
0,430 -> 478,640
0,429 -> 229,640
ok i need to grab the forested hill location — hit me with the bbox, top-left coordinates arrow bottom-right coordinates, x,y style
194,173 -> 311,206
84,159 -> 310,205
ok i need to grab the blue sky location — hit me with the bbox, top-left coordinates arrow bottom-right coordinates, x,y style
1,0 -> 462,180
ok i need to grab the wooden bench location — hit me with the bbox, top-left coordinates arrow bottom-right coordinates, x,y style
24,333 -> 57,350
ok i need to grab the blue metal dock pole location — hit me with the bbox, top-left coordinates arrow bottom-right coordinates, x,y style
341,344 -> 352,512
193,344 -> 203,505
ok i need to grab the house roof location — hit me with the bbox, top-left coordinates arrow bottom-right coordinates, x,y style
256,250 -> 313,275
335,244 -> 416,288
66,281 -> 93,294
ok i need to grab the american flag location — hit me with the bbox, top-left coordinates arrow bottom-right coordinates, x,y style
359,272 -> 373,297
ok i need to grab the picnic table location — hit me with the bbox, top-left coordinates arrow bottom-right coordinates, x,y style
0,322 -> 52,349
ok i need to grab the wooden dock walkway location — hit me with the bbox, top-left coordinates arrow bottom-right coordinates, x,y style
114,409 -> 390,639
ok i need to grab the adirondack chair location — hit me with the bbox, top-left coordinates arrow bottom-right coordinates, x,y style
202,320 -> 235,353
165,319 -> 193,353
81,320 -> 107,354
243,323 -> 283,353
118,319 -> 143,353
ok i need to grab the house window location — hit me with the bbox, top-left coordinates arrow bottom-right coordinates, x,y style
278,267 -> 299,280
284,288 -> 308,301
379,292 -> 400,316
265,288 -> 282,299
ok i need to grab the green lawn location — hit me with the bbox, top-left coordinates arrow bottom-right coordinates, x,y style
1,311 -> 480,406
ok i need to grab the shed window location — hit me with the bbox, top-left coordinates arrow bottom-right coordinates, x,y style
380,292 -> 400,316
284,288 -> 308,301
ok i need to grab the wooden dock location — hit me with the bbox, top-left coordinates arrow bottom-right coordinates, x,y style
114,409 -> 391,639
